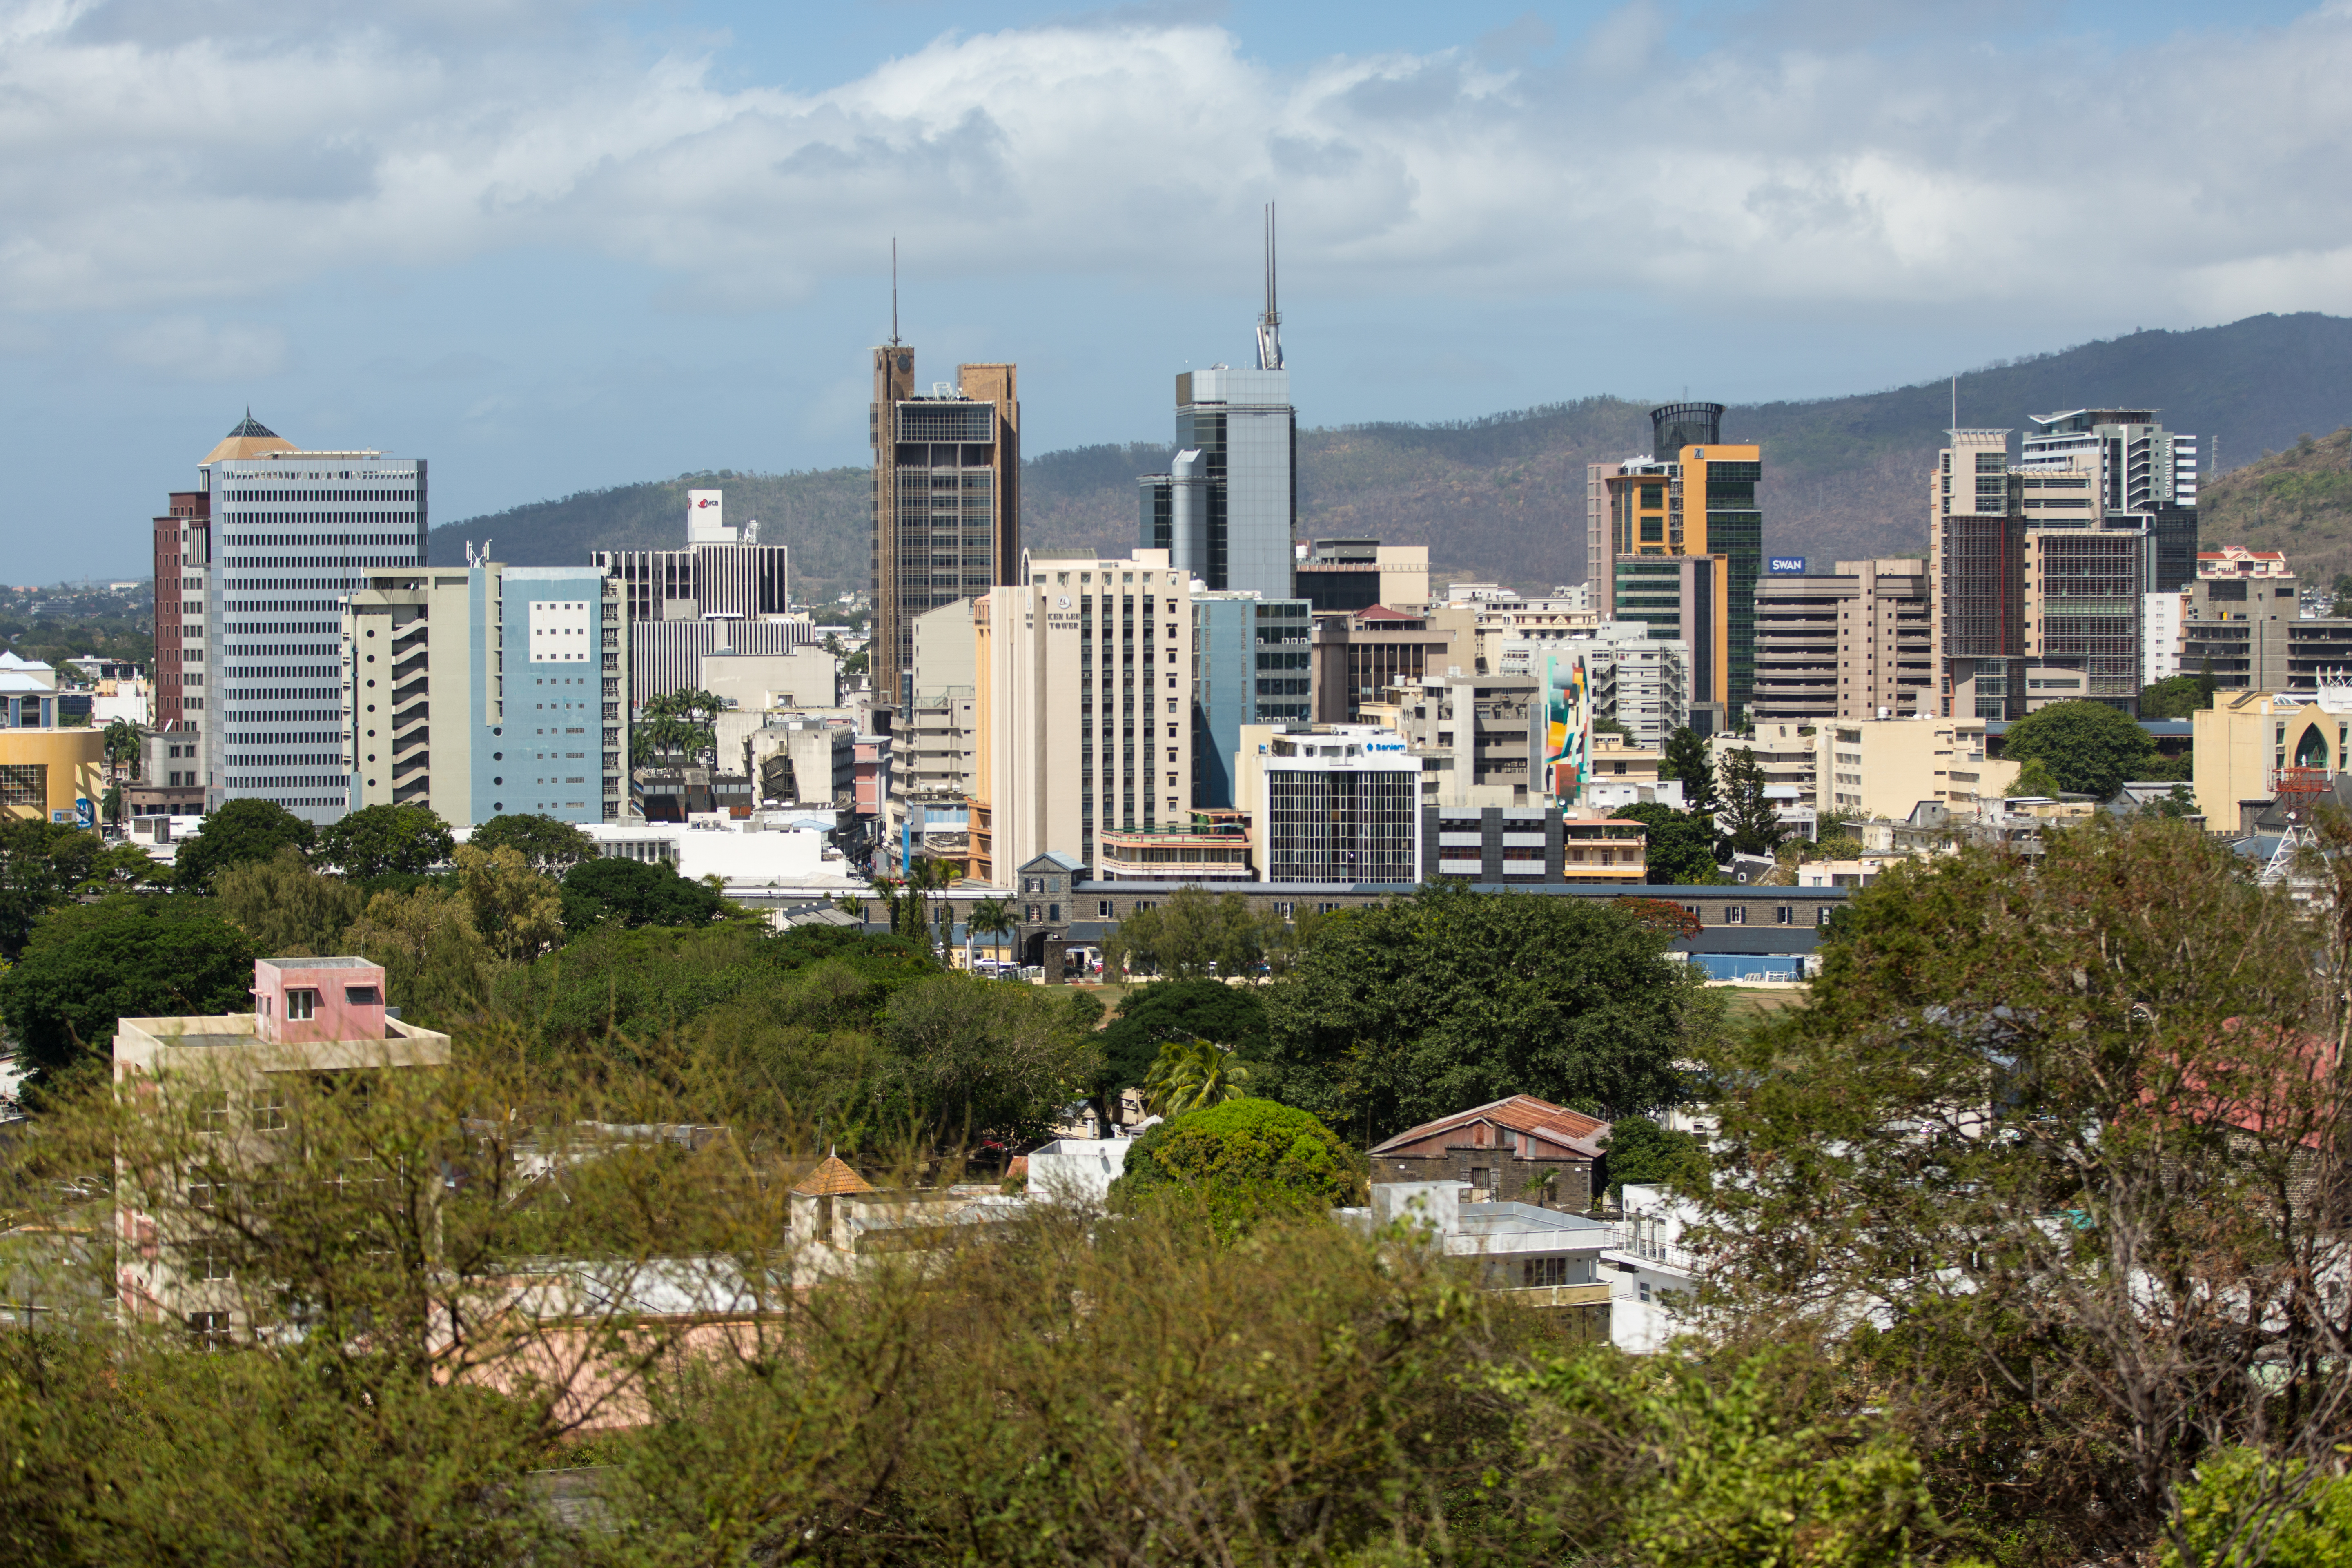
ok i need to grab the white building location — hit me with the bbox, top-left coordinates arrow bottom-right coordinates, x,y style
1497,621 -> 1689,749
1601,1181 -> 1699,1354
2143,590 -> 2186,684
1234,723 -> 1421,885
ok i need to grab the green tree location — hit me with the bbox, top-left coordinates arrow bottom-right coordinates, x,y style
964,895 -> 1016,969
2138,673 -> 2216,720
1610,802 -> 1719,885
1713,744 -> 1786,857
0,821 -> 109,956
1108,1098 -> 1363,1222
634,688 -> 724,768
559,856 -> 724,933
1088,980 -> 1270,1137
452,844 -> 565,964
1105,885 -> 1281,980
2005,757 -> 2064,797
1261,886 -> 1704,1138
2000,698 -> 2155,796
465,813 -> 599,873
100,716 -> 141,822
1597,1115 -> 1706,1201
1659,727 -> 1718,816
0,894 -> 257,1081
344,884 -> 496,1022
1144,1036 -> 1253,1116
172,798 -> 316,892
215,845 -> 368,957
317,804 -> 455,882
880,971 -> 1103,1147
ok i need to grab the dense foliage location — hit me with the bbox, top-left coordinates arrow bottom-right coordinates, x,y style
0,895 -> 258,1081
1999,699 -> 2162,796
558,855 -> 726,933
466,812 -> 600,872
171,798 -> 316,891
316,804 -> 456,880
1108,1098 -> 1363,1223
1259,885 -> 1706,1140
1085,979 -> 1269,1132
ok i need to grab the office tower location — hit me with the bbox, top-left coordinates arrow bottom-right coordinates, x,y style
2019,408 -> 2200,592
1752,558 -> 1933,722
1233,723 -> 1421,884
593,489 -> 805,706
971,550 -> 1194,884
870,350 -> 1021,715
1190,591 -> 1312,809
1377,668 -> 1541,808
1138,209 -> 1297,604
1588,403 -> 1762,730
2180,555 -> 2352,692
1292,539 -> 1430,612
345,563 -> 629,824
160,416 -> 425,825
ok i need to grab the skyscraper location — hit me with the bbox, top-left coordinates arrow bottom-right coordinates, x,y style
870,350 -> 1020,715
158,415 -> 426,825
592,488 -> 804,705
2019,408 -> 2200,592
1139,206 -> 1297,603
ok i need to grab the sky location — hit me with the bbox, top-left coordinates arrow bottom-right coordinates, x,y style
6,0 -> 2350,581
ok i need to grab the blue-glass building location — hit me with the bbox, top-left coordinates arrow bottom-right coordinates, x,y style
1191,591 -> 1312,808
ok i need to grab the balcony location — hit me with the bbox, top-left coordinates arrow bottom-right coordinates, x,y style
1097,815 -> 1255,880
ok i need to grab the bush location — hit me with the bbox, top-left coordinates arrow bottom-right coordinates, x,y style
1109,1098 -> 1363,1227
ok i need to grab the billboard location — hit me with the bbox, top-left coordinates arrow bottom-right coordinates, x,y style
1767,556 -> 1809,575
1541,648 -> 1593,808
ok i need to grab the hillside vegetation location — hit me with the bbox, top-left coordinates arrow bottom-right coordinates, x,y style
432,312 -> 2352,600
2199,426 -> 2352,584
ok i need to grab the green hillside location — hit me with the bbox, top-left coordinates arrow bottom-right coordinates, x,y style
432,312 -> 2352,601
2198,427 -> 2352,584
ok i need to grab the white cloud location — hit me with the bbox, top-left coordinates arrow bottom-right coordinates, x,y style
110,315 -> 288,378
6,0 -> 2352,322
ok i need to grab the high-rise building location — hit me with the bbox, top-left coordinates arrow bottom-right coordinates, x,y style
870,352 -> 1020,715
2180,558 -> 2352,692
344,563 -> 629,824
2019,408 -> 2200,592
1292,539 -> 1430,613
970,550 -> 1195,885
1190,591 -> 1313,809
1233,723 -> 1421,885
592,489 -> 804,706
1752,558 -> 1933,722
1933,429 -> 2152,717
160,416 -> 426,825
1586,403 -> 1762,731
1496,623 -> 1691,750
1138,209 -> 1297,604
1309,603 -> 1477,726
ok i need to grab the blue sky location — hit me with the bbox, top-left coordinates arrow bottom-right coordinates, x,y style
3,0 -> 2345,581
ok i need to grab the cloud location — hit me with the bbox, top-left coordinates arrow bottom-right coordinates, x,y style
7,0 -> 2352,323
110,316 -> 289,379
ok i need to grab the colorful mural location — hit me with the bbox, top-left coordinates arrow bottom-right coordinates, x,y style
1542,649 -> 1592,807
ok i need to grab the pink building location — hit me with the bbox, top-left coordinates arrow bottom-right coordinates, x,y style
853,734 -> 891,819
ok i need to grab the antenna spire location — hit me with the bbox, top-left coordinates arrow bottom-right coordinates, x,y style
890,239 -> 901,347
1256,202 -> 1284,371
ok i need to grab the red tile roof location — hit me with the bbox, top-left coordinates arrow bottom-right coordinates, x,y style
791,1154 -> 874,1196
1368,1095 -> 1613,1159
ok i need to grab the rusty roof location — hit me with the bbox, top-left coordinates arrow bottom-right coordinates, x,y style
1369,1095 -> 1613,1159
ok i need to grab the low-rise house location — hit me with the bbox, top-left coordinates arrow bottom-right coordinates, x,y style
1601,1181 -> 1701,1353
1361,1180 -> 1614,1331
1366,1096 -> 1611,1210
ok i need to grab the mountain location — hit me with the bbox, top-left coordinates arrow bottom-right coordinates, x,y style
2198,425 -> 2352,588
430,312 -> 2352,601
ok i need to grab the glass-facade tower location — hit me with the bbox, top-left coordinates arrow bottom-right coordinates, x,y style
1140,366 -> 1296,603
1191,592 -> 1312,808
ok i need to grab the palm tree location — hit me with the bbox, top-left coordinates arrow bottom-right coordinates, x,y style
1144,1037 -> 1252,1117
967,897 -> 1015,971
100,718 -> 141,826
834,893 -> 866,920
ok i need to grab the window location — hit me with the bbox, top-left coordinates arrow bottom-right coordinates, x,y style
1775,905 -> 1794,926
1638,1281 -> 1653,1303
1522,1257 -> 1569,1287
1275,901 -> 1294,918
1047,904 -> 1061,923
1817,906 -> 1835,927
1026,905 -> 1040,923
196,1091 -> 233,1136
1726,906 -> 1746,925
0,764 -> 46,807
1097,900 -> 1114,918
345,985 -> 380,1007
250,1087 -> 287,1132
186,1311 -> 232,1350
284,989 -> 318,1021
192,1240 -> 232,1281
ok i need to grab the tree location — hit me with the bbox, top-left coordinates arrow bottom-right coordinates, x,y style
1107,1098 -> 1363,1223
1260,886 -> 1705,1139
466,813 -> 599,873
100,717 -> 140,822
559,856 -> 724,933
452,844 -> 565,964
2000,698 -> 2155,796
1658,728 -> 1718,815
965,896 -> 1016,969
2005,757 -> 2064,797
1088,980 -> 1271,1137
1610,803 -> 1718,886
1144,1037 -> 1253,1116
1597,1115 -> 1706,1201
879,972 -> 1103,1147
0,895 -> 257,1080
344,884 -> 495,1022
173,798 -> 316,892
0,821 -> 111,957
633,688 -> 724,768
2138,673 -> 2216,720
317,804 -> 455,882
215,845 -> 368,957
1105,886 -> 1281,980
1713,745 -> 1785,858
1702,815 -> 2348,1563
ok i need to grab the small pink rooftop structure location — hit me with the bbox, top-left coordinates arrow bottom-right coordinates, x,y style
252,957 -> 390,1045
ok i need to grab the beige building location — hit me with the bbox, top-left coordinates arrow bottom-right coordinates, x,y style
2192,688 -> 2352,824
1720,716 -> 2020,822
0,725 -> 104,824
971,550 -> 1194,886
1752,558 -> 1931,722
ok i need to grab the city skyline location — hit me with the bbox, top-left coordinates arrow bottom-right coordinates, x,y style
6,0 -> 2351,583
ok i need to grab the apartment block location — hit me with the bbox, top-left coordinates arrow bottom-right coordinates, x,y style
1234,724 -> 1421,885
1423,804 -> 1646,886
1310,602 -> 1476,725
971,550 -> 1194,885
1729,716 -> 2019,822
2019,408 -> 2199,592
1752,558 -> 1931,722
871,352 -> 1020,713
1376,670 -> 1541,808
2180,562 -> 2352,691
344,563 -> 628,825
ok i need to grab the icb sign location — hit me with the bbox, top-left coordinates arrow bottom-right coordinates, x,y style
1767,556 -> 1809,575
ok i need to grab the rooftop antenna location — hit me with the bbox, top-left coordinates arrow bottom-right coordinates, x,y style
891,239 -> 900,347
1255,202 -> 1284,371
1951,373 -> 1958,431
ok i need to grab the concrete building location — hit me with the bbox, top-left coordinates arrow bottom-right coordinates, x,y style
970,550 -> 1195,885
701,647 -> 837,714
2191,687 -> 2352,824
1191,591 -> 1313,809
1097,809 -> 1256,882
156,415 -> 427,825
1377,671 -> 1541,808
2145,590 -> 2187,684
0,725 -> 103,825
110,956 -> 452,1336
129,728 -> 209,820
594,489 -> 791,624
1423,804 -> 1646,885
748,720 -> 855,806
1234,724 -> 1421,885
1497,623 -> 1690,749
1752,558 -> 1931,722
870,352 -> 1020,714
1309,602 -> 1476,725
1292,540 -> 1431,614
1586,403 -> 1762,726
2018,407 -> 2200,593
1723,715 -> 2019,822
343,563 -> 629,826
2180,562 -> 2352,693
